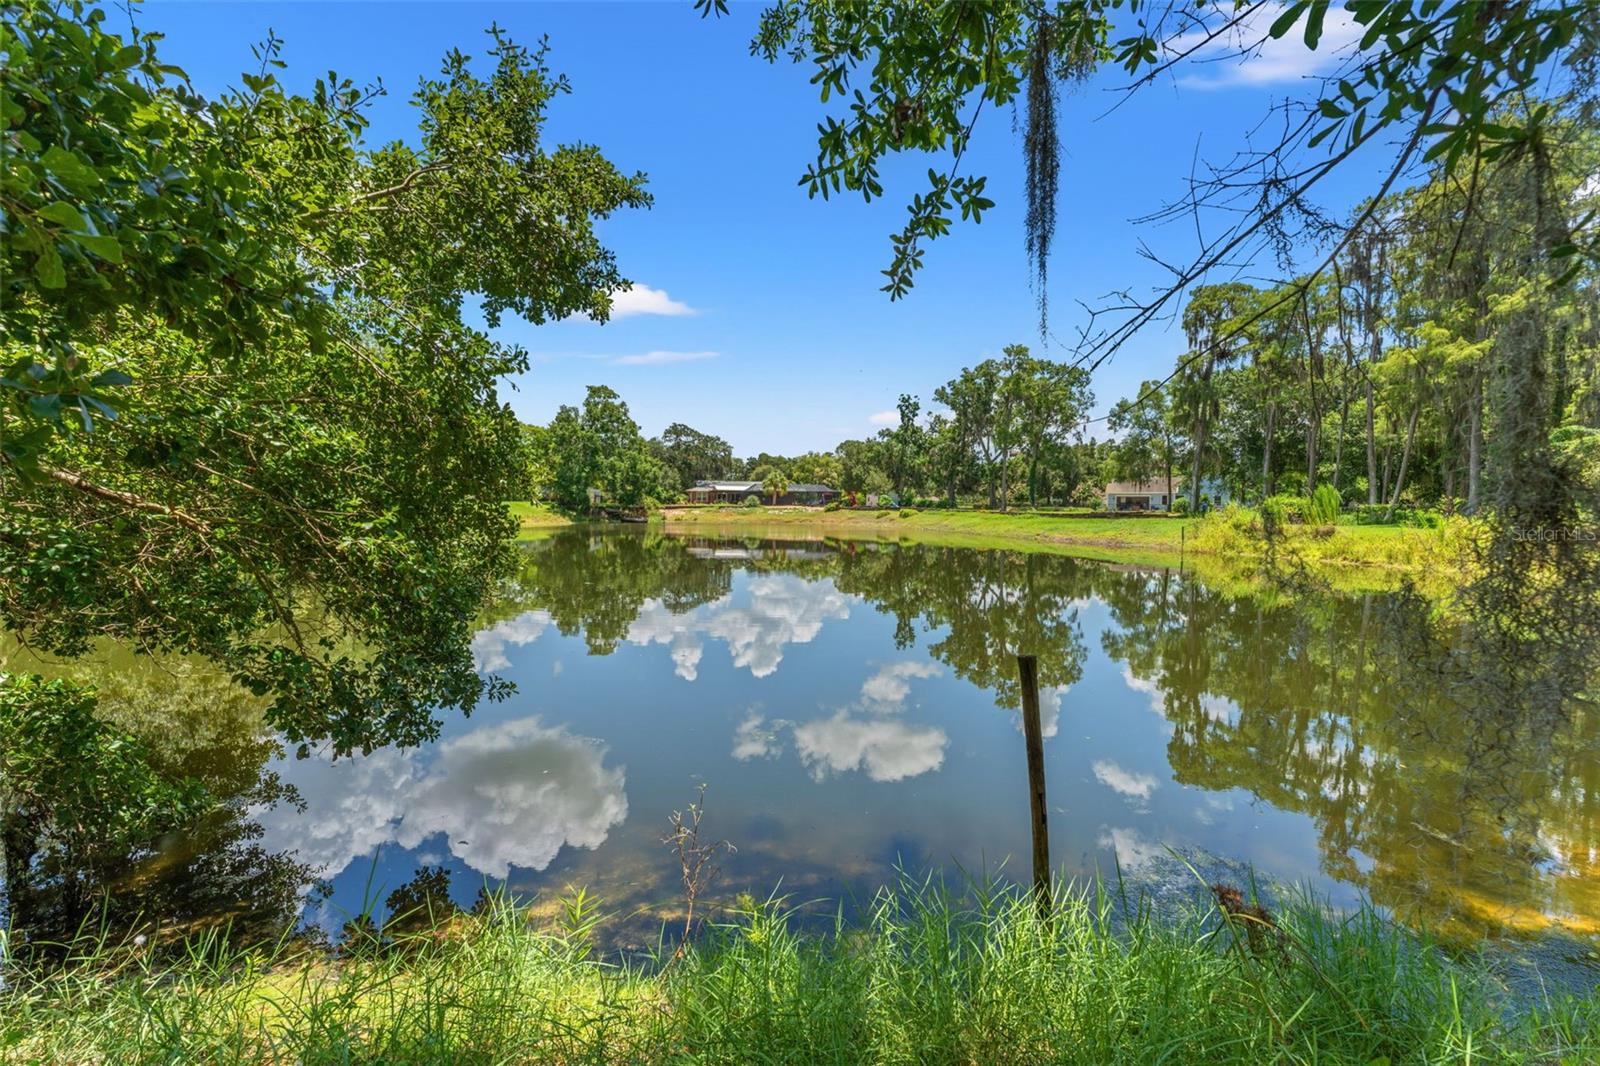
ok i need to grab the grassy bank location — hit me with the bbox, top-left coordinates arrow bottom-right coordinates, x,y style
663,504 -> 1471,579
5,879 -> 1594,1064
508,501 -> 573,535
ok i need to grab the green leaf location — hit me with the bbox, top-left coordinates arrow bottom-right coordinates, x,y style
37,201 -> 86,229
34,246 -> 65,288
1304,0 -> 1330,49
1269,1 -> 1310,40
40,145 -> 96,191
67,232 -> 124,262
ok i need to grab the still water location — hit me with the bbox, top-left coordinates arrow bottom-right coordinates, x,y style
8,526 -> 1600,953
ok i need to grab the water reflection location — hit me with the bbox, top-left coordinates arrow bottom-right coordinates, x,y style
7,525 -> 1598,955
0,649 -> 313,955
625,574 -> 853,679
260,717 -> 627,881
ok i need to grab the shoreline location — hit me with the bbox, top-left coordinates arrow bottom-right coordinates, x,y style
656,504 -> 1468,582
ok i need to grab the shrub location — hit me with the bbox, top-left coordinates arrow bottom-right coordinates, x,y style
742,495 -> 761,508
1170,497 -> 1191,515
1307,484 -> 1341,525
1260,494 -> 1307,529
822,500 -> 843,513
898,508 -> 917,518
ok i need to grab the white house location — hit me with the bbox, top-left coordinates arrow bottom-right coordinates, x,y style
1103,480 -> 1174,511
1103,477 -> 1231,511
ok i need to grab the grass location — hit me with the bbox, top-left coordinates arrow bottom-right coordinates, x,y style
662,504 -> 1472,583
508,501 -> 573,535
5,876 -> 1596,1064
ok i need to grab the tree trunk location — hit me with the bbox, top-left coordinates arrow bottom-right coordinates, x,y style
1384,401 -> 1420,521
1306,411 -> 1320,491
1365,377 -> 1378,505
1190,420 -> 1207,510
1261,399 -> 1276,499
1332,387 -> 1350,493
1466,371 -> 1482,514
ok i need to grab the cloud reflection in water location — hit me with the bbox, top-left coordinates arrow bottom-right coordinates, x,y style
260,717 -> 627,880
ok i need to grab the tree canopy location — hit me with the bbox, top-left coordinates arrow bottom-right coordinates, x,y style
703,0 -> 1600,342
2,4 -> 649,754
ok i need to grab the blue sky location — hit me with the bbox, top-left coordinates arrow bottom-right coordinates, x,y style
141,1 -> 1384,454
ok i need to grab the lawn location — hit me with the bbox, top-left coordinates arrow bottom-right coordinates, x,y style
661,504 -> 1469,578
508,501 -> 573,534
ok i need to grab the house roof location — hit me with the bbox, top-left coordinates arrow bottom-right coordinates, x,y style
1103,480 -> 1170,496
689,481 -> 760,492
689,480 -> 838,493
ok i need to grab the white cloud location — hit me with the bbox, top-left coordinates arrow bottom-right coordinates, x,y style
793,711 -> 948,783
868,410 -> 898,426
1011,684 -> 1067,740
1092,759 -> 1160,800
1098,826 -> 1165,871
860,661 -> 943,710
259,717 -> 627,881
607,283 -> 696,319
730,659 -> 946,782
1172,3 -> 1363,90
1121,665 -> 1235,725
732,709 -> 786,761
612,350 -> 719,366
626,575 -> 853,679
471,610 -> 552,672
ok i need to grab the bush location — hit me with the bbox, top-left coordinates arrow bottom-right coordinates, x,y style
898,508 -> 918,518
1261,494 -> 1307,527
742,495 -> 761,508
823,500 -> 843,513
1170,497 -> 1190,515
1307,484 -> 1341,525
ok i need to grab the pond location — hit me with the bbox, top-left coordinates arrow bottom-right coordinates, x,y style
6,526 -> 1599,958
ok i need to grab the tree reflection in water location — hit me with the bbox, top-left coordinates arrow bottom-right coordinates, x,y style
481,527 -> 1600,939
6,525 -> 1597,952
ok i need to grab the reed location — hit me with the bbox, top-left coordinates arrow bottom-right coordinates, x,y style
5,875 -> 1595,1064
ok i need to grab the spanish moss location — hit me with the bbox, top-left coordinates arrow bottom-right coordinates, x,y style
1023,15 -> 1060,338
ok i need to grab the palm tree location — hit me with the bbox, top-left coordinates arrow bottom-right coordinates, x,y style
763,468 -> 789,505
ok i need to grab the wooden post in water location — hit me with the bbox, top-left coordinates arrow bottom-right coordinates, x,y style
1016,653 -> 1051,917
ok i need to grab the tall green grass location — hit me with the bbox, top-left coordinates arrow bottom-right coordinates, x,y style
4,876 -> 1596,1064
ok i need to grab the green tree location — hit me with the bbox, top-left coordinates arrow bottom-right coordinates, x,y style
1,675 -> 208,953
1,9 -> 649,754
788,451 -> 843,489
881,393 -> 925,498
652,423 -> 734,493
762,467 -> 789,505
834,439 -> 880,496
1011,355 -> 1093,507
545,387 -> 666,510
705,0 -> 1600,327
1107,381 -> 1179,502
1174,283 -> 1256,507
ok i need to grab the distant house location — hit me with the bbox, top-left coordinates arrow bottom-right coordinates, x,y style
685,480 -> 840,506
1103,480 -> 1174,511
1103,476 -> 1231,511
